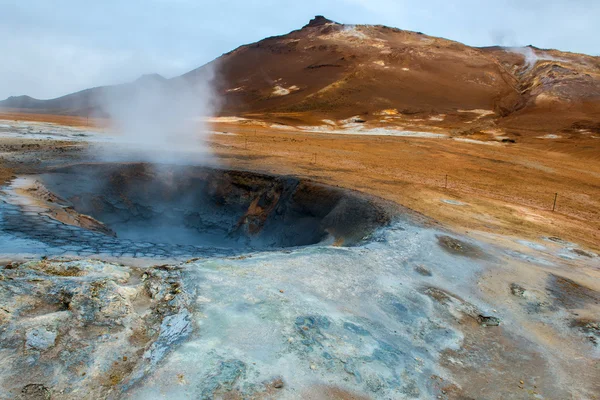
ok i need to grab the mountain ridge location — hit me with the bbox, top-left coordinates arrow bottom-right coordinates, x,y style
2,16 -> 599,134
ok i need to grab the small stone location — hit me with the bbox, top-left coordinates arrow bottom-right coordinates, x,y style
20,384 -> 51,399
414,265 -> 433,277
279,289 -> 284,293
520,380 -> 524,384
477,315 -> 500,327
272,378 -> 284,389
510,283 -> 526,297
310,364 -> 317,370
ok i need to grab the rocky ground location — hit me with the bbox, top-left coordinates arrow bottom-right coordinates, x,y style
0,259 -> 192,399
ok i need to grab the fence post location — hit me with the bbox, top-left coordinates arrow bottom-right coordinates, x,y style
552,193 -> 558,212
445,174 -> 448,189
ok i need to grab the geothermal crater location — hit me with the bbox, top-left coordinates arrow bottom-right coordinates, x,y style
2,163 -> 393,257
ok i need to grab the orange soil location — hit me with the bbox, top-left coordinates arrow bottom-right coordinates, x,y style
0,110 -> 105,128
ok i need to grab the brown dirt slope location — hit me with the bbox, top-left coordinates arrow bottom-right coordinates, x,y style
185,16 -> 521,120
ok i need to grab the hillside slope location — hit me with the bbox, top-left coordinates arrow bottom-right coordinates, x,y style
2,16 -> 599,135
0,74 -> 169,117
196,16 -> 520,116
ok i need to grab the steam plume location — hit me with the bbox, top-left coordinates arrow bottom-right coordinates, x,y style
93,65 -> 219,165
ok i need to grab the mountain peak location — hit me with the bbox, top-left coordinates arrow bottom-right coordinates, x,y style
134,73 -> 167,84
0,94 -> 42,108
6,95 -> 34,101
304,15 -> 337,28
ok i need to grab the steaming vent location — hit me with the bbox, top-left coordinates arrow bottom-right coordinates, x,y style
37,163 -> 392,250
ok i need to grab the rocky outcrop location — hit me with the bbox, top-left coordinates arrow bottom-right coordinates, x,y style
0,259 -> 192,399
303,15 -> 338,28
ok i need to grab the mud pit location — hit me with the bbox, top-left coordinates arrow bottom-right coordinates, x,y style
0,163 -> 393,259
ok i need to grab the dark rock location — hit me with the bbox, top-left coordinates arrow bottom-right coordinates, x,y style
572,248 -> 594,258
271,377 -> 284,389
477,315 -> 501,327
547,274 -> 600,309
510,283 -> 526,297
414,265 -> 432,277
547,236 -> 566,244
18,384 -> 51,400
423,287 -> 452,305
571,319 -> 599,346
524,301 -> 555,314
304,16 -> 337,28
437,235 -> 486,259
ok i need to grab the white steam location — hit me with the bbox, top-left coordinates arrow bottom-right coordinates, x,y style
507,46 -> 570,70
95,65 -> 218,165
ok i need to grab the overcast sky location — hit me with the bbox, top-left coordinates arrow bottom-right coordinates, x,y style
1,0 -> 598,99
